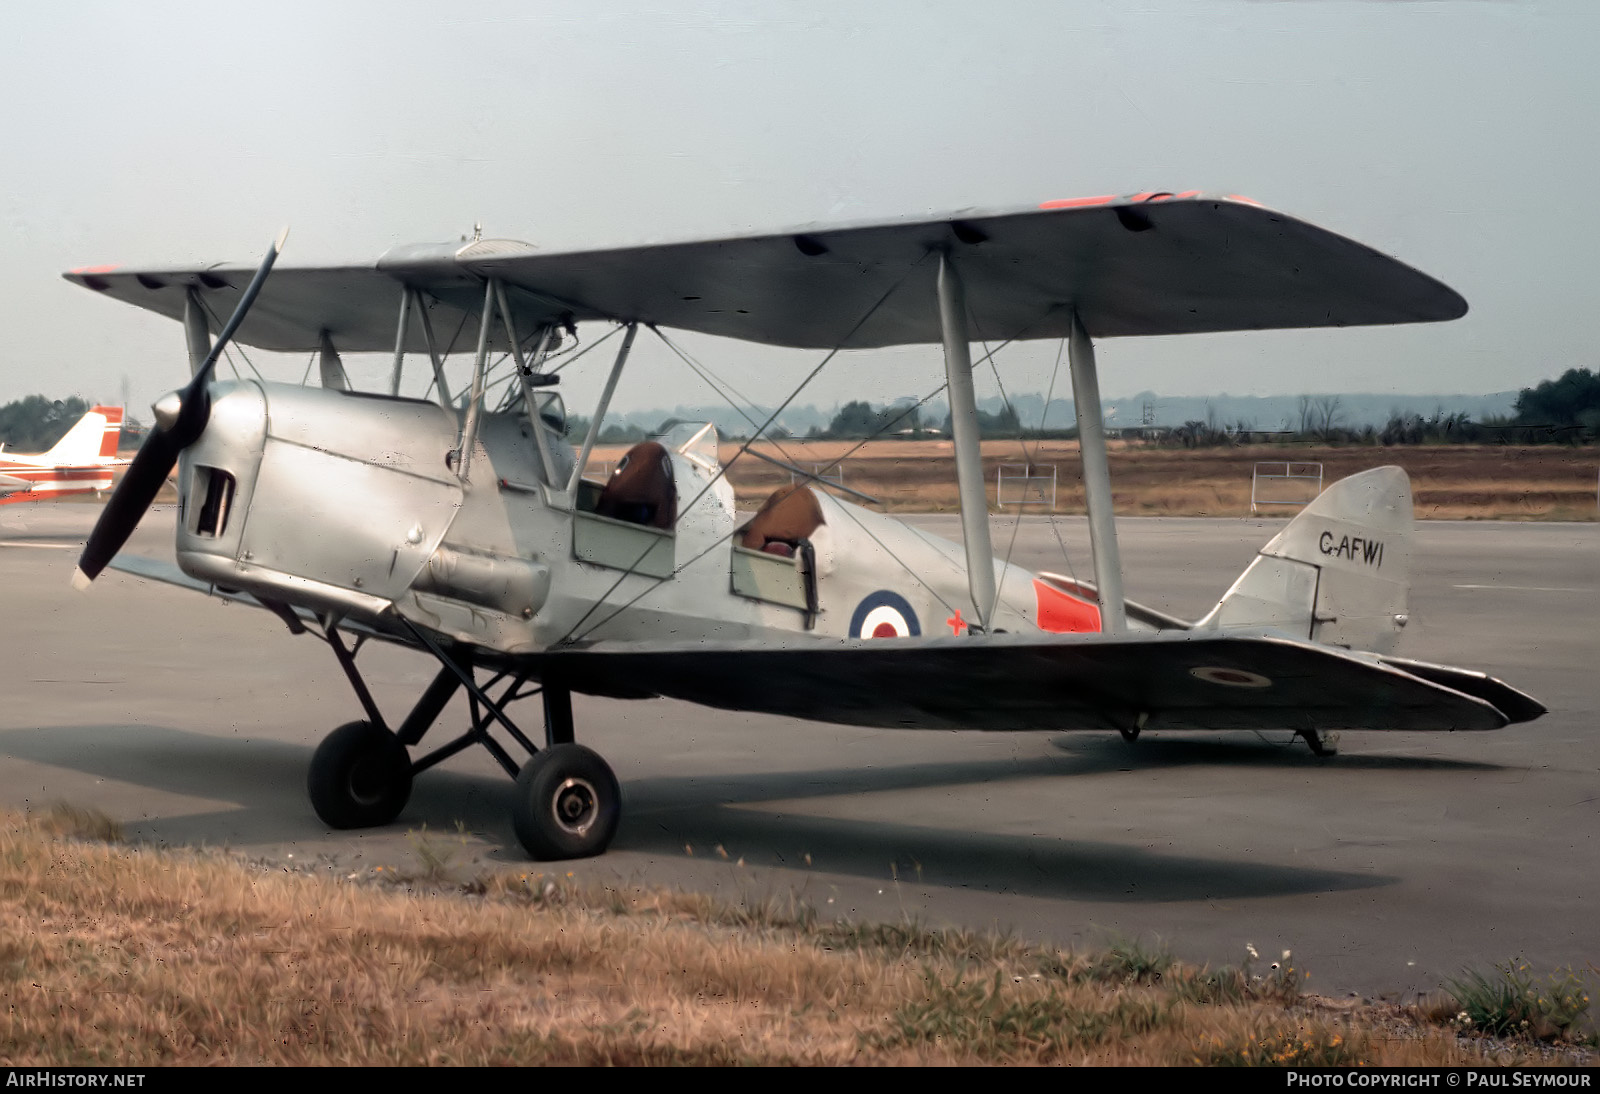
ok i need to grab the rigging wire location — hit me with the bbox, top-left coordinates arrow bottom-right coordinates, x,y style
1036,336 -> 1080,584
559,254 -> 933,645
648,326 -> 801,468
196,296 -> 266,384
543,322 -> 622,377
565,291 -> 1095,642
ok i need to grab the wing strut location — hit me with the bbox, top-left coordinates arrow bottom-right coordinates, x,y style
318,331 -> 350,391
567,322 -> 638,496
456,278 -> 495,483
494,279 -> 559,485
1067,311 -> 1126,633
182,290 -> 210,378
412,288 -> 453,408
388,286 -> 412,396
936,253 -> 998,631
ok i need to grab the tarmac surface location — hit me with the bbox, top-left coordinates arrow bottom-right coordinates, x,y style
0,503 -> 1594,1001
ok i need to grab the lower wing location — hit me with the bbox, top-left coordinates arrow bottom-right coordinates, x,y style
533,632 -> 1543,734
105,555 -> 1542,735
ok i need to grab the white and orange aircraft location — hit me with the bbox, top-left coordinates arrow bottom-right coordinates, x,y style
0,406 -> 126,505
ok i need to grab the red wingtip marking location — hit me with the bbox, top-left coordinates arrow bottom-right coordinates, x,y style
1039,195 -> 1116,209
1224,194 -> 1264,206
69,265 -> 120,275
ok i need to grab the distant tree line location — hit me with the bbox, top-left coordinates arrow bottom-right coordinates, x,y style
753,370 -> 1595,446
1157,368 -> 1600,448
0,395 -> 93,452
800,400 -> 1025,440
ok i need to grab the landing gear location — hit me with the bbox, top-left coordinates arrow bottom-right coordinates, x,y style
512,744 -> 621,860
307,720 -> 413,828
306,618 -> 623,860
1298,729 -> 1340,757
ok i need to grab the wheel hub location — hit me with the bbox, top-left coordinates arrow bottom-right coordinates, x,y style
550,777 -> 599,835
348,753 -> 393,805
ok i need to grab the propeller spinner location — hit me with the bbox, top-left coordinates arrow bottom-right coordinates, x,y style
73,228 -> 288,588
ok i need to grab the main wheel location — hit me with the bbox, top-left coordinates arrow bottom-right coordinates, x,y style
307,720 -> 413,828
512,743 -> 621,860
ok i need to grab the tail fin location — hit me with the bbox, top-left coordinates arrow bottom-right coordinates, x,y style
42,409 -> 111,464
91,406 -> 123,458
1195,466 -> 1412,654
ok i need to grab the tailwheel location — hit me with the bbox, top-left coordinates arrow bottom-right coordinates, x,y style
308,720 -> 413,828
512,743 -> 620,860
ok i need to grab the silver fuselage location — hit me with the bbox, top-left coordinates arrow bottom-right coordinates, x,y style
174,381 -> 1053,656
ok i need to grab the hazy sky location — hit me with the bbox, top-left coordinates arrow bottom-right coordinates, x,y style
3,1 -> 1593,419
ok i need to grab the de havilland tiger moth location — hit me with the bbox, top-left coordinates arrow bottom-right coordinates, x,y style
61,191 -> 1544,860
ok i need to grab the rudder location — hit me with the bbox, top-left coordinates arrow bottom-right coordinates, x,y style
92,406 -> 123,459
43,409 -> 114,465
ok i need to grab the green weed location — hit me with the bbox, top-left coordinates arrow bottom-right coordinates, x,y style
1446,960 -> 1592,1042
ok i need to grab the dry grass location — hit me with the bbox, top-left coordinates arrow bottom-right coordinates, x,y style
2,810 -> 1591,1066
588,439 -> 1600,519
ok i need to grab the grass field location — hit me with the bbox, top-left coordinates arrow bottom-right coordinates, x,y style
588,439 -> 1600,520
3,807 -> 1591,1066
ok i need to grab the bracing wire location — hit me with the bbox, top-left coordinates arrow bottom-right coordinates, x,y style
558,254 -> 933,645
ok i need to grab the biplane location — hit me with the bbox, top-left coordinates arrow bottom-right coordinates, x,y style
0,405 -> 126,504
63,192 -> 1544,860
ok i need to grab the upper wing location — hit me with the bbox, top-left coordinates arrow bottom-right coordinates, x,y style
63,192 -> 1466,353
531,631 -> 1539,734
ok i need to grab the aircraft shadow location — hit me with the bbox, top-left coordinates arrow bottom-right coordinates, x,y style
1045,734 -> 1506,775
0,724 -> 1425,903
607,805 -> 1390,905
0,724 -> 515,848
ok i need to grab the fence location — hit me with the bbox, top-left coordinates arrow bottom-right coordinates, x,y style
996,463 -> 1057,508
790,462 -> 846,489
1250,462 -> 1323,512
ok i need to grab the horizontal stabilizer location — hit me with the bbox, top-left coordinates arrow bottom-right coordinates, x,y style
1377,655 -> 1546,725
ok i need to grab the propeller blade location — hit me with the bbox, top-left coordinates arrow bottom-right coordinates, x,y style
73,228 -> 288,587
73,426 -> 182,586
193,226 -> 288,389
168,226 -> 290,448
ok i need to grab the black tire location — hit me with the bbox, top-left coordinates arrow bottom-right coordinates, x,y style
307,720 -> 413,829
512,743 -> 621,860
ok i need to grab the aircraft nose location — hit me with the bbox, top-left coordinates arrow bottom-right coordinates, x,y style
151,390 -> 183,432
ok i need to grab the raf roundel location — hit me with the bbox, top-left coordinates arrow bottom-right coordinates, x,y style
849,591 -> 921,639
1189,665 -> 1273,689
